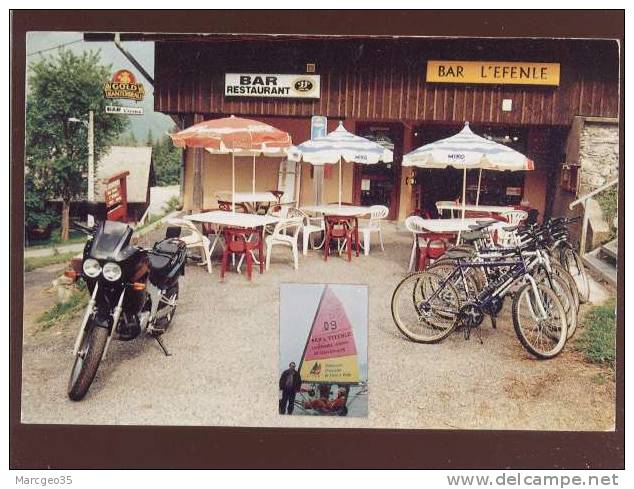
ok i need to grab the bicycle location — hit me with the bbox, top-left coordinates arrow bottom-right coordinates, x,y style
391,230 -> 569,359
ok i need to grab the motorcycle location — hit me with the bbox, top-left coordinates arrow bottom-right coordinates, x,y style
67,220 -> 187,401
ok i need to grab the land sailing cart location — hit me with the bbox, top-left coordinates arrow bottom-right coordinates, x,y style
294,286 -> 367,416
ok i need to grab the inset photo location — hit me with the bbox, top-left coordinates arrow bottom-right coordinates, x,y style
279,283 -> 368,417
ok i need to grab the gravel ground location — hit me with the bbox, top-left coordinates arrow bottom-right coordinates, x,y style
20,222 -> 615,430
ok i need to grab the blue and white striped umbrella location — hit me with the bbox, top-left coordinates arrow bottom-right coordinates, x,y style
288,122 -> 393,206
403,122 -> 533,213
402,122 -> 533,171
287,122 -> 393,166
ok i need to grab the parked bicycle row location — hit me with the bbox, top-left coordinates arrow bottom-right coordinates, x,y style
391,216 -> 590,359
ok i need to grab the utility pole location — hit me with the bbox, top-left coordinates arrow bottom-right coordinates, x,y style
87,110 -> 95,226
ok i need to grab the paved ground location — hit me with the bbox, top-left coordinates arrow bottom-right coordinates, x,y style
20,222 -> 615,430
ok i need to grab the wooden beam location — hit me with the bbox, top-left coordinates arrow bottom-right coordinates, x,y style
192,114 -> 205,212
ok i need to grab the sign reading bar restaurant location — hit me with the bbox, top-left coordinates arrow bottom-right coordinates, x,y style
426,61 -> 561,86
103,69 -> 145,101
225,73 -> 321,99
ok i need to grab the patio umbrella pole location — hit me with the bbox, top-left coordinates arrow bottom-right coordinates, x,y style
475,169 -> 483,206
232,152 -> 236,213
457,167 -> 467,244
252,154 -> 256,194
461,168 -> 467,219
296,161 -> 302,206
338,156 -> 342,206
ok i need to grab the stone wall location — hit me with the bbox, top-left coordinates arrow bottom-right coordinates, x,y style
578,120 -> 619,196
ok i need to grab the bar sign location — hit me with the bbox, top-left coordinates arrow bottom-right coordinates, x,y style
105,106 -> 144,115
426,60 -> 560,86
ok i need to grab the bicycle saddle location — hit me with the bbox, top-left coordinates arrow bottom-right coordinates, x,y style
468,220 -> 495,231
444,249 -> 472,259
461,231 -> 485,242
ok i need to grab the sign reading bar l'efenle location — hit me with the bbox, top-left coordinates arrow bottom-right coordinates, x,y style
426,61 -> 560,86
225,74 -> 321,99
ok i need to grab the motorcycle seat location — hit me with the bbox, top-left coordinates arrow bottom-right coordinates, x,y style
149,254 -> 172,274
149,239 -> 186,281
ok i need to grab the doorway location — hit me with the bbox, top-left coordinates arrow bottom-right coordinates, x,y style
353,122 -> 403,220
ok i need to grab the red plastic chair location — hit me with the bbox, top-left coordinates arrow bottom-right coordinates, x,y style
414,232 -> 454,271
323,216 -> 360,262
220,227 -> 263,281
409,208 -> 434,219
218,200 -> 249,213
269,190 -> 284,203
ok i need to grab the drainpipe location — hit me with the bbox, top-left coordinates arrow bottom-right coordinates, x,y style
113,33 -> 185,211
113,33 -> 154,85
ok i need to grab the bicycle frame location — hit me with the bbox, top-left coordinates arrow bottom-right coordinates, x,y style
419,250 -> 550,322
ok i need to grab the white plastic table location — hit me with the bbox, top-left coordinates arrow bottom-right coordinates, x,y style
301,204 -> 372,217
215,191 -> 278,204
185,211 -> 280,273
186,210 -> 279,228
435,201 -> 515,217
406,218 -> 498,271
418,218 -> 497,233
301,205 -> 372,254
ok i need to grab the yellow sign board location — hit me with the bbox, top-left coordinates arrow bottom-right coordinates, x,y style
300,355 -> 360,383
426,60 -> 560,86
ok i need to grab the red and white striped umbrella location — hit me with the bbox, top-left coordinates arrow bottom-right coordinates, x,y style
170,115 -> 292,155
170,116 -> 292,210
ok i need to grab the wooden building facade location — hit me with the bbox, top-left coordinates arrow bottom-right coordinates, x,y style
151,36 -> 620,220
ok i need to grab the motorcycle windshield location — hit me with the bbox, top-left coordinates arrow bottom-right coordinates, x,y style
90,221 -> 133,261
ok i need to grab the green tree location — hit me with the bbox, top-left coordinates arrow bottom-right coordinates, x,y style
146,128 -> 154,146
152,131 -> 182,186
26,48 -> 128,240
115,131 -> 138,146
25,166 -> 58,232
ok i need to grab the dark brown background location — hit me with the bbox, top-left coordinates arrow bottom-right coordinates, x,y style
10,10 -> 625,469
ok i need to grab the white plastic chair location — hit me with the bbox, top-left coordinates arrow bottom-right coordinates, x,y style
435,200 -> 458,218
496,210 -> 528,247
298,209 -> 326,255
265,216 -> 303,270
500,209 -> 528,226
358,205 -> 389,256
167,218 -> 212,273
405,216 -> 426,272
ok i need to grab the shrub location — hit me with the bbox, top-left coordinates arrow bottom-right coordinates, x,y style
575,300 -> 616,369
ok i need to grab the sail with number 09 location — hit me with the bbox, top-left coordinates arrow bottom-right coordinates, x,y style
298,285 -> 360,384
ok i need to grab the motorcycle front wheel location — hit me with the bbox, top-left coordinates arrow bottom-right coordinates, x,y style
67,322 -> 109,401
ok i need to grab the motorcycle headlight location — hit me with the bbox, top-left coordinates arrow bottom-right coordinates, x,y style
82,258 -> 101,278
102,262 -> 122,282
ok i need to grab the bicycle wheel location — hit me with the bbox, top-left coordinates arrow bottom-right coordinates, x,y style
560,247 -> 590,303
541,273 -> 578,339
427,260 -> 481,303
512,282 -> 568,359
391,271 -> 460,343
551,261 -> 580,312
